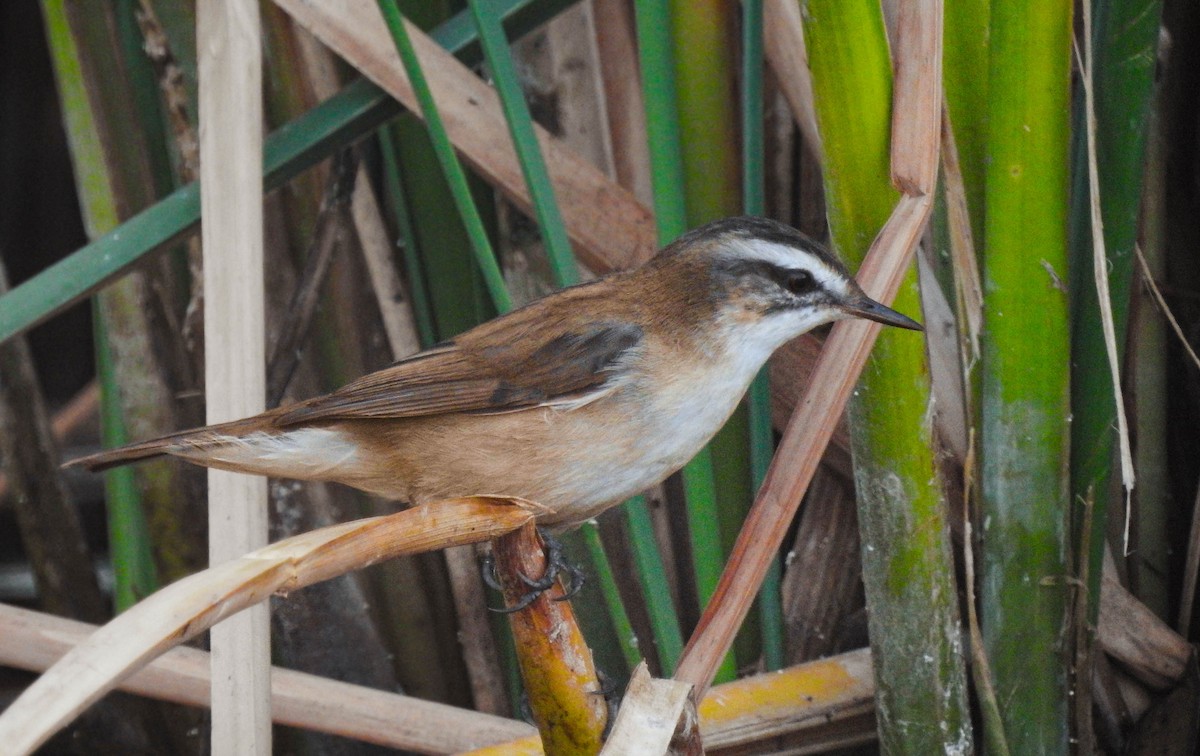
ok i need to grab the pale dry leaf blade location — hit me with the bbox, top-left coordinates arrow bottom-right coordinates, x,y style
0,497 -> 535,755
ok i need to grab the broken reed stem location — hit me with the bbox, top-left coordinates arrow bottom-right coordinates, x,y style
0,497 -> 538,755
602,663 -> 692,753
492,524 -> 607,755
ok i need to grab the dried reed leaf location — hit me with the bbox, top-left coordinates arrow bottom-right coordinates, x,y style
889,0 -> 942,194
1076,2 -> 1136,546
273,0 -> 657,272
0,497 -> 538,755
1099,551 -> 1191,691
763,0 -> 823,161
940,106 -> 983,359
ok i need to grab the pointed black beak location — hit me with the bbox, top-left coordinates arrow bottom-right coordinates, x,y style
842,294 -> 924,331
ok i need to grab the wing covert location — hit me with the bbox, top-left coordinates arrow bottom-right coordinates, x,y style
274,321 -> 642,425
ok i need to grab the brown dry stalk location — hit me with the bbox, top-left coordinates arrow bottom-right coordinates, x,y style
889,0 -> 942,194
0,497 -> 538,755
0,379 -> 98,501
675,193 -> 933,698
762,0 -> 823,161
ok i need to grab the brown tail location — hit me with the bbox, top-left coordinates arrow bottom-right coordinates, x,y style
64,412 -> 285,473
66,433 -> 184,472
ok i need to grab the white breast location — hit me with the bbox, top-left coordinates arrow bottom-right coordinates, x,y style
543,329 -> 771,523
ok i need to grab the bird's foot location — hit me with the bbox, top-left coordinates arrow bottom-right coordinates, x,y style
596,669 -> 620,740
482,528 -> 585,613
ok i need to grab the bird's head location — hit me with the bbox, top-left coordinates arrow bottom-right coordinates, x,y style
648,216 -> 922,356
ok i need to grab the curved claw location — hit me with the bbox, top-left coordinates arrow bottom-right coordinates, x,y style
480,553 -> 504,592
596,670 -> 619,740
483,528 -> 587,612
553,562 -> 586,602
516,535 -> 564,591
490,587 -> 541,614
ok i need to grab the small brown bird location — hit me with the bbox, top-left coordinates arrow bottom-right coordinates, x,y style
70,217 -> 920,528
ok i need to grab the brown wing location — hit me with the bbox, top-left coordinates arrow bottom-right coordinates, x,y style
273,318 -> 643,426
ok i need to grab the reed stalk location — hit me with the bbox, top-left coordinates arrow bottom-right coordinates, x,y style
803,1 -> 972,751
1068,0 -> 1164,617
981,1 -> 1073,750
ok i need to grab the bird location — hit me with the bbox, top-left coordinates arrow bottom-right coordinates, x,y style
69,216 -> 921,529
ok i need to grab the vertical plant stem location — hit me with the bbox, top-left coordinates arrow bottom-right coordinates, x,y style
741,0 -> 784,673
377,129 -> 437,348
1134,56 -> 1171,619
669,0 -> 741,228
633,0 -> 687,246
942,0 -> 990,248
803,1 -> 973,751
493,523 -> 607,754
625,496 -> 685,674
1068,0 -> 1164,619
634,0 -> 733,681
95,309 -> 157,611
581,523 -> 642,670
198,0 -> 270,750
962,448 -> 1012,756
982,0 -> 1073,751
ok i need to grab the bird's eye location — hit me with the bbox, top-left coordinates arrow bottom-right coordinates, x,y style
783,270 -> 815,295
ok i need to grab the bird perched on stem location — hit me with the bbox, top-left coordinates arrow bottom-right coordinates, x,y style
70,217 -> 921,528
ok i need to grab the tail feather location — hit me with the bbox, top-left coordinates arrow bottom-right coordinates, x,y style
66,437 -> 175,472
64,413 -> 285,473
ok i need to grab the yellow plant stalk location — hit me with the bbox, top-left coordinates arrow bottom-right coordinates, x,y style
493,523 -> 607,754
467,647 -> 876,754
0,496 -> 539,756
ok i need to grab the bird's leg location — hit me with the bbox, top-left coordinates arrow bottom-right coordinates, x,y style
483,528 -> 585,612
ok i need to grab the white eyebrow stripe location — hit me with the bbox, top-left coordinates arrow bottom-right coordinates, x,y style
732,239 -> 853,296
